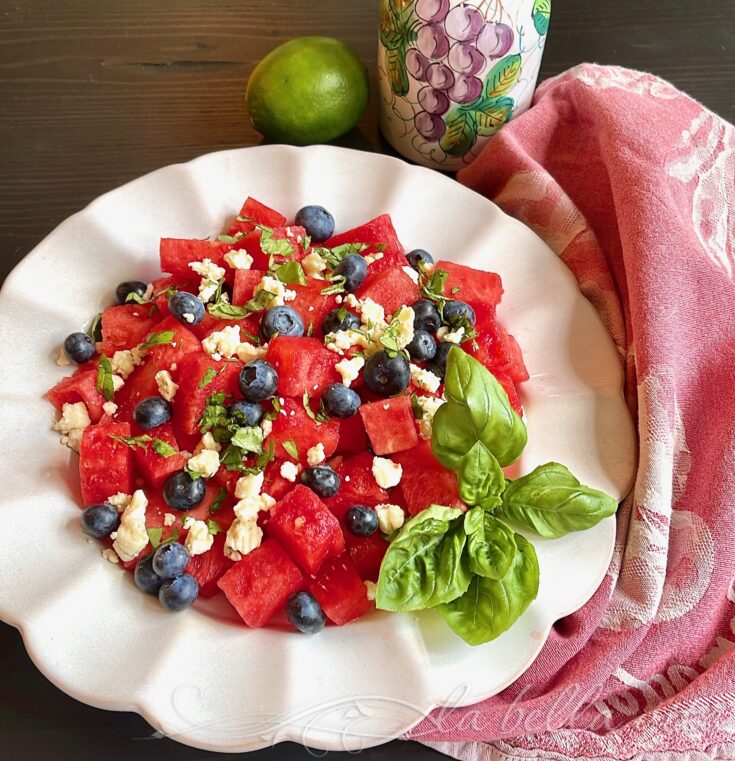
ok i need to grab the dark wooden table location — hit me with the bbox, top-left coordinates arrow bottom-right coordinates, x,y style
1,1 -> 733,758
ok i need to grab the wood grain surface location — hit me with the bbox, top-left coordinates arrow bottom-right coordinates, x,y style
0,1 -> 733,759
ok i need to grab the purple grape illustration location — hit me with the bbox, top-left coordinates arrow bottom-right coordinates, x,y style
444,5 -> 484,42
415,111 -> 446,140
447,74 -> 483,104
416,23 -> 450,60
406,49 -> 430,81
476,22 -> 514,59
418,86 -> 451,115
426,62 -> 455,90
447,41 -> 485,76
415,0 -> 450,23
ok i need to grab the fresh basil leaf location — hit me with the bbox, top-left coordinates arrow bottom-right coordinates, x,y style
320,242 -> 371,268
125,291 -> 148,304
207,302 -> 250,319
86,312 -> 103,342
321,275 -> 346,295
302,391 -> 330,423
420,268 -> 448,303
274,260 -> 307,286
217,234 -> 238,243
456,441 -> 505,510
498,462 -> 618,538
306,321 -> 314,337
206,519 -> 223,535
109,433 -> 151,451
436,533 -> 539,645
230,426 -> 264,454
431,347 -> 526,468
199,391 -> 228,433
151,439 -> 177,458
198,368 -> 219,388
255,438 -> 276,470
220,444 -> 248,472
96,355 -> 115,401
282,439 -> 299,460
375,505 -> 472,612
140,330 -> 175,351
258,226 -> 296,258
463,508 -> 517,579
146,527 -> 163,549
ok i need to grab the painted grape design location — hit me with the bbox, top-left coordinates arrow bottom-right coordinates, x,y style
381,0 -> 548,162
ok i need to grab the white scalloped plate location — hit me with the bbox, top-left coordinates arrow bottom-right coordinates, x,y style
0,145 -> 635,753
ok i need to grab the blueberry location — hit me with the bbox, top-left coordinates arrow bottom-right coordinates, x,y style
168,291 -> 205,326
80,503 -> 120,538
134,396 -> 172,430
238,359 -> 278,401
426,342 -> 454,380
295,205 -> 335,243
322,383 -> 361,418
152,542 -> 191,579
286,590 -> 326,634
158,573 -> 199,612
228,399 -> 264,427
442,300 -> 476,328
63,331 -> 96,364
345,505 -> 378,537
363,351 -> 411,396
163,470 -> 207,511
134,555 -> 162,595
405,249 -> 434,271
260,305 -> 304,342
412,299 -> 441,333
321,308 -> 360,335
115,280 -> 149,305
300,465 -> 340,498
407,329 -> 437,362
333,254 -> 367,292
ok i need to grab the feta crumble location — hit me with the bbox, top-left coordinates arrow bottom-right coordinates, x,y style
110,347 -> 143,379
56,347 -> 71,366
102,548 -> 119,564
155,369 -> 179,402
392,305 -> 415,350
335,356 -> 365,387
236,341 -> 268,364
102,401 -> 118,417
360,298 -> 385,327
364,580 -> 377,602
190,258 -> 226,303
279,461 -> 299,482
372,457 -> 403,488
302,250 -> 327,279
343,293 -> 361,310
112,489 -> 148,562
106,492 -> 131,511
184,519 -> 214,557
225,519 -> 263,561
437,326 -> 465,344
163,513 -> 177,527
202,324 -> 242,361
111,374 -> 125,393
414,395 -> 445,439
223,249 -> 254,270
375,503 -> 405,534
53,401 -> 91,452
410,364 -> 442,393
186,449 -> 220,479
364,251 -> 384,266
261,418 -> 273,437
194,431 -> 221,454
234,471 -> 264,499
233,493 -> 275,522
306,442 -> 326,466
253,275 -> 296,307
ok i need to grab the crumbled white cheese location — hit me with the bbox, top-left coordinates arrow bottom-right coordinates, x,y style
372,457 -> 403,488
233,493 -> 275,522
392,305 -> 415,349
414,395 -> 445,439
437,326 -> 465,344
234,471 -> 264,499
306,442 -> 326,466
56,347 -> 71,366
364,252 -> 384,266
102,401 -> 118,417
53,401 -> 91,452
202,324 -> 242,361
189,258 -> 226,303
402,265 -> 420,283
343,293 -> 361,310
364,580 -> 377,601
375,503 -> 405,534
225,519 -> 263,561
111,374 -> 125,392
279,461 -> 299,482
253,275 -> 296,306
102,548 -> 119,564
360,298 -> 385,327
410,364 -> 442,393
302,250 -> 327,279
163,512 -> 177,527
323,328 -> 370,356
110,347 -> 143,379
261,418 -> 273,437
335,356 -> 365,387
236,341 -> 268,364
182,312 -> 195,323
184,519 -> 214,557
106,492 -> 131,511
198,431 -> 221,452
155,369 -> 179,402
186,449 -> 220,479
112,489 -> 148,562
223,249 -> 254,270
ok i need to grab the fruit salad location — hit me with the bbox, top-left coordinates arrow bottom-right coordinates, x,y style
48,196 -> 617,644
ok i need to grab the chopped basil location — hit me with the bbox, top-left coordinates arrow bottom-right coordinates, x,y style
258,225 -> 296,258
125,291 -> 148,304
206,519 -> 223,535
306,321 -> 314,337
410,393 -> 424,420
110,434 -> 176,458
198,368 -> 219,388
230,425 -> 264,454
321,275 -> 347,295
420,268 -> 449,303
96,355 -> 115,401
217,234 -> 239,243
255,438 -> 276,470
147,527 -> 179,550
86,312 -> 103,342
282,439 -> 299,460
451,286 -> 461,294
151,439 -> 177,458
220,444 -> 248,472
274,260 -> 307,286
140,330 -> 175,351
199,392 -> 229,433
209,487 -> 228,514
302,390 -> 330,423
209,288 -> 275,320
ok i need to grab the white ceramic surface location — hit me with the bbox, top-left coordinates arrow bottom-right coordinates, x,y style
0,145 -> 636,753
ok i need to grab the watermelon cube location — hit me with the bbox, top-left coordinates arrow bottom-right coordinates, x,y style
436,260 -> 503,310
227,197 -> 287,236
269,397 -> 340,461
307,554 -> 370,625
186,533 -> 233,598
356,266 -> 419,317
79,422 -> 134,505
144,314 -> 202,367
100,304 -> 158,355
344,532 -> 388,582
324,214 -> 406,270
48,368 -> 106,423
287,279 -> 339,338
217,539 -> 303,627
359,396 -> 418,455
267,485 -> 345,575
232,269 -> 267,306
336,413 -> 369,454
159,238 -> 232,278
230,226 -> 308,271
265,336 -> 340,397
131,423 -> 186,488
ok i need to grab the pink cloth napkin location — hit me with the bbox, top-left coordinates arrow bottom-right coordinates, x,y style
406,64 -> 735,760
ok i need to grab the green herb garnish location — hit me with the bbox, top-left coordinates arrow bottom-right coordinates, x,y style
140,330 -> 175,351
230,426 -> 264,454
198,368 -> 219,388
282,439 -> 299,460
209,487 -> 228,514
96,355 -> 115,401
274,260 -> 307,286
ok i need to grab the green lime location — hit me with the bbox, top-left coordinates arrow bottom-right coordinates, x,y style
246,36 -> 369,145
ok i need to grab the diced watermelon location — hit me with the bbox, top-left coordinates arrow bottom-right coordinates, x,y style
359,396 -> 418,455
323,452 -> 389,521
436,260 -> 503,310
288,279 -> 339,337
150,274 -> 199,317
173,353 -> 242,436
356,266 -> 419,317
229,226 -> 308,271
344,532 -> 388,582
336,413 -> 369,454
232,269 -> 267,306
79,422 -> 134,505
268,397 -> 340,461
468,304 -> 528,385
324,214 -> 406,267
100,305 -> 158,355
261,460 -> 296,501
217,539 -> 303,627
145,314 -> 202,367
186,533 -> 233,598
392,440 -> 465,515
307,554 -> 370,625
159,238 -> 232,278
227,197 -> 287,236
131,423 -> 186,488
267,485 -> 345,575
48,368 -> 106,423
187,312 -> 261,343
265,336 -> 340,397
